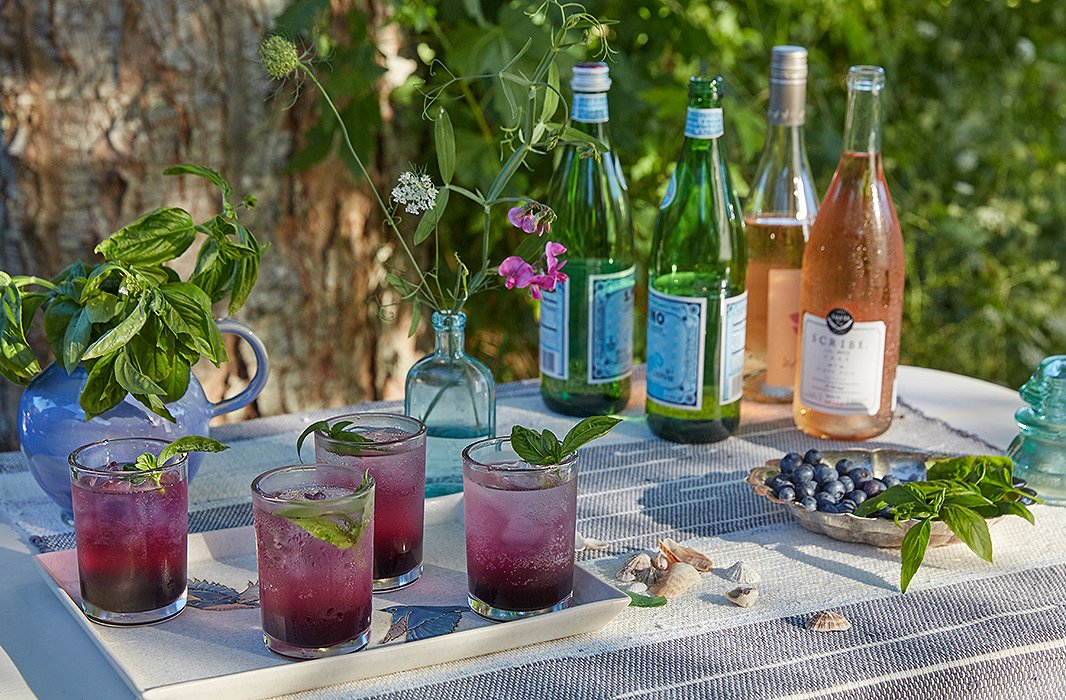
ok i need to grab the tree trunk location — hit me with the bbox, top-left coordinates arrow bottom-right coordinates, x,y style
0,0 -> 417,449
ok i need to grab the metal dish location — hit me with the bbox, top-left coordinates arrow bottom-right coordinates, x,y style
746,448 -> 961,548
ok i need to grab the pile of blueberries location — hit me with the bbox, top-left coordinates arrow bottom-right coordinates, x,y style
766,449 -> 902,515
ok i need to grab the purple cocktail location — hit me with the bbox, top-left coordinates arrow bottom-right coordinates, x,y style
252,464 -> 374,659
462,437 -> 578,621
69,438 -> 189,625
315,413 -> 426,591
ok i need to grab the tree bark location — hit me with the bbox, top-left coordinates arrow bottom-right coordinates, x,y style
0,0 -> 417,448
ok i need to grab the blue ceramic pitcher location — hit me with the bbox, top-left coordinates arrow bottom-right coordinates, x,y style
18,319 -> 269,521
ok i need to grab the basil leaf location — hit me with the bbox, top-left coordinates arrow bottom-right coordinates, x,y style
114,350 -> 166,396
158,435 -> 229,465
434,107 -> 455,183
95,208 -> 197,265
163,163 -> 234,202
61,309 -> 92,373
157,283 -> 226,364
85,292 -> 123,324
560,416 -> 622,456
80,354 -> 126,420
276,511 -> 369,550
134,452 -> 158,471
81,299 -> 148,360
625,592 -> 668,608
855,483 -> 924,517
511,425 -> 555,465
996,500 -> 1036,524
941,505 -> 993,563
900,518 -> 931,593
296,420 -> 330,459
0,284 -> 41,383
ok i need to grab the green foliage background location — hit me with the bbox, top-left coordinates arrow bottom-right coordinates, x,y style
277,0 -> 1066,390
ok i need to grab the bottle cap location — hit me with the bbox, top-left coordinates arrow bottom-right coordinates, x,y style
571,62 -> 612,92
771,46 -> 808,84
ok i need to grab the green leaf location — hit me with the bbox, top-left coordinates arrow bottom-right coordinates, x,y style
941,505 -> 993,563
414,188 -> 450,245
900,518 -> 932,593
19,291 -> 48,336
0,284 -> 42,383
855,484 -> 925,517
275,477 -> 374,550
137,392 -> 176,422
942,492 -> 994,509
113,350 -> 166,396
510,424 -> 557,465
996,499 -> 1036,525
625,591 -> 668,607
228,225 -> 262,315
434,107 -> 455,183
408,300 -> 421,338
541,62 -> 560,121
95,208 -> 197,264
560,416 -> 622,456
61,309 -> 92,373
134,452 -> 158,472
158,435 -> 229,465
157,284 -> 226,364
485,145 -> 529,202
85,292 -> 123,324
81,299 -> 148,360
80,354 -> 126,420
296,420 -> 330,460
163,163 -> 234,202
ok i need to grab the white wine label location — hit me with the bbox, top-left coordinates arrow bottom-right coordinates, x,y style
719,291 -> 748,405
539,278 -> 570,380
798,311 -> 886,415
573,92 -> 609,123
588,267 -> 636,384
646,288 -> 708,410
684,108 -> 723,139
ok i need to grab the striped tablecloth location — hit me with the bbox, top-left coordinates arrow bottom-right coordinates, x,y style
2,376 -> 1065,699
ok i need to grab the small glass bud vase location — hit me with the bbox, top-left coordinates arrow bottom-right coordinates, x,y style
404,311 -> 496,497
1009,355 -> 1066,504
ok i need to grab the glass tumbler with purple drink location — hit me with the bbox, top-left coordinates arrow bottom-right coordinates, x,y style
308,413 -> 427,591
252,464 -> 375,659
462,437 -> 579,621
69,437 -> 191,625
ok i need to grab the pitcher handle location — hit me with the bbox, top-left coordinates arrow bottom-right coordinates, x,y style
211,319 -> 270,418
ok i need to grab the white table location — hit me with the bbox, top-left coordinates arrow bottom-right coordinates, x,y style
0,366 -> 1026,699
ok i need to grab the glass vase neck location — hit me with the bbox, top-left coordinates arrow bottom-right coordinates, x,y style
1019,355 -> 1066,425
432,311 -> 467,357
842,65 -> 885,156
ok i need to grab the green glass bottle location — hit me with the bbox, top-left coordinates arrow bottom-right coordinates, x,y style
540,62 -> 635,417
645,76 -> 748,443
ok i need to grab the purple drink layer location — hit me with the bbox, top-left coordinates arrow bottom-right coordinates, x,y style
72,469 -> 188,613
254,486 -> 373,650
463,475 -> 577,611
316,427 -> 425,581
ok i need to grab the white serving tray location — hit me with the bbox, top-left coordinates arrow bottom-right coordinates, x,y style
34,495 -> 628,699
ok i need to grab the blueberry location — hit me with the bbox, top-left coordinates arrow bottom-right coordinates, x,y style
850,467 -> 872,484
796,481 -> 818,498
838,475 -> 855,493
776,485 -> 797,502
791,465 -> 815,484
863,479 -> 887,497
881,474 -> 901,489
780,452 -> 803,473
803,449 -> 823,466
815,492 -> 837,509
814,466 -> 839,484
770,475 -> 792,491
799,496 -> 817,511
835,458 -> 855,474
875,506 -> 895,520
837,499 -> 857,513
845,490 -> 867,505
821,480 -> 846,500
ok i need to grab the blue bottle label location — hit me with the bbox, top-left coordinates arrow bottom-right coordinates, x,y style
539,278 -> 569,380
588,267 -> 636,384
646,288 -> 708,410
573,92 -> 609,124
719,291 -> 748,405
684,108 -> 724,139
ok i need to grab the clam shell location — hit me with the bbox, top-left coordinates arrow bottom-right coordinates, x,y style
617,552 -> 652,582
807,610 -> 851,632
724,561 -> 761,584
726,586 -> 759,608
627,581 -> 649,594
659,538 -> 713,573
648,562 -> 702,599
652,550 -> 671,571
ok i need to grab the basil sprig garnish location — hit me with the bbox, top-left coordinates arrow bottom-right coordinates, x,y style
509,416 -> 622,466
855,455 -> 1041,592
275,469 -> 374,549
127,435 -> 229,486
296,419 -> 385,459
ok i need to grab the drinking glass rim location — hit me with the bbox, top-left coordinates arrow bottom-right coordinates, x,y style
315,412 -> 427,448
462,436 -> 577,474
251,463 -> 375,505
68,437 -> 188,477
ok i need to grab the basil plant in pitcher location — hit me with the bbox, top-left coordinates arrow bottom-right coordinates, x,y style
260,1 -> 615,495
0,164 -> 270,519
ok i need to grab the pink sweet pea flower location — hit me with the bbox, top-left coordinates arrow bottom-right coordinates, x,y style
497,256 -> 535,290
507,206 -> 525,228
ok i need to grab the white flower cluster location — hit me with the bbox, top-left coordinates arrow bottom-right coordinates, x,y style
391,171 -> 438,215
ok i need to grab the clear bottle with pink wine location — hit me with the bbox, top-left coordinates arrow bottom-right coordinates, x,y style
794,65 -> 905,440
744,46 -> 820,403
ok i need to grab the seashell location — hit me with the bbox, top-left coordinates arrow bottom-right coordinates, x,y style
652,550 -> 671,571
627,581 -> 648,594
723,561 -> 761,584
617,552 -> 653,582
648,562 -> 702,599
659,538 -> 713,573
726,586 -> 759,608
807,610 -> 851,632
583,537 -> 610,551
